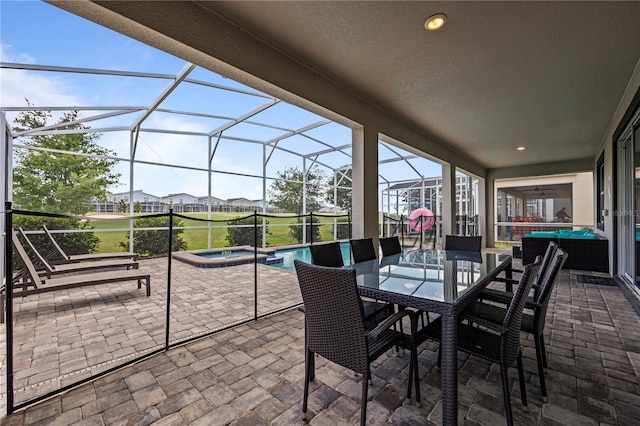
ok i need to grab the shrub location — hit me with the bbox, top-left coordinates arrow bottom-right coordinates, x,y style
290,216 -> 321,243
11,215 -> 100,269
119,216 -> 187,257
226,216 -> 268,247
335,217 -> 351,240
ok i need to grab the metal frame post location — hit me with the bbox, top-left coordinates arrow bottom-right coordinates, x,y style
165,209 -> 173,349
5,202 -> 14,414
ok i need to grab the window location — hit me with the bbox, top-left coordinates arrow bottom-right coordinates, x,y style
597,152 -> 605,231
144,197 -> 148,202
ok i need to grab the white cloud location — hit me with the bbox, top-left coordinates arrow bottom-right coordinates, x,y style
1,45 -> 83,110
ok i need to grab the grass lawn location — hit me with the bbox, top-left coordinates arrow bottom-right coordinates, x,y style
85,212 -> 349,252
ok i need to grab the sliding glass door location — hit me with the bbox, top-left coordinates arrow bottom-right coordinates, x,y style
616,109 -> 640,290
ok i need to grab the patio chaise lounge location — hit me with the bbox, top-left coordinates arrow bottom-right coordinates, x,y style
17,228 -> 139,278
42,225 -> 138,263
1,230 -> 150,323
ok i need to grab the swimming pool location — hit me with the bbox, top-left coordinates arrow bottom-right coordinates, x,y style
173,242 -> 350,269
274,242 -> 351,271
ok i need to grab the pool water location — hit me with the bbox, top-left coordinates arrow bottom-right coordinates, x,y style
275,242 -> 351,271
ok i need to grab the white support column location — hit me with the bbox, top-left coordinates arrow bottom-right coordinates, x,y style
486,178 -> 496,247
262,144 -> 267,248
207,136 -> 212,249
477,178 -> 486,244
333,172 -> 338,240
0,114 -> 10,288
351,126 -> 378,242
441,163 -> 457,238
128,131 -> 135,253
302,157 -> 307,244
498,190 -> 507,241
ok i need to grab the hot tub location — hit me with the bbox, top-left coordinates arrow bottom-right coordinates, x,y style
172,246 -> 284,268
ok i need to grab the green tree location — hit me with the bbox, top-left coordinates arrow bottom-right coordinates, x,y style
268,166 -> 326,214
120,216 -> 187,257
11,102 -> 121,256
325,167 -> 352,213
12,103 -> 120,215
118,199 -> 128,213
134,201 -> 142,213
226,216 -> 269,247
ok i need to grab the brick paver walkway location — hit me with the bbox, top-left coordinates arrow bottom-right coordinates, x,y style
1,258 -> 640,425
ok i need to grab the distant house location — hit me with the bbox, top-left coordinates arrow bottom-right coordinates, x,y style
92,192 -> 284,214
93,190 -> 164,213
227,197 -> 254,207
196,195 -> 226,206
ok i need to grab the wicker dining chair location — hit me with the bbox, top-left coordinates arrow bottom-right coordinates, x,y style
294,260 -> 419,425
379,236 -> 402,257
462,248 -> 567,403
487,240 -> 558,294
308,241 -> 392,323
444,235 -> 482,252
349,237 -> 378,263
419,257 -> 542,426
309,241 -> 345,267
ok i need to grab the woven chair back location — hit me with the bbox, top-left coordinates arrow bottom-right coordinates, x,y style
350,238 -> 377,263
379,236 -> 402,257
502,257 -> 542,366
309,242 -> 344,267
444,235 -> 482,252
294,260 -> 369,374
532,241 -> 558,298
534,248 -> 567,333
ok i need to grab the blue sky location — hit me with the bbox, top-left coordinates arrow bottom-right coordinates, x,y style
1,1 -> 442,202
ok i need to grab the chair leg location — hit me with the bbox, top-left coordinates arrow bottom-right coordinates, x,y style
304,319 -> 315,381
500,365 -> 514,426
406,349 -> 413,404
534,335 -> 548,402
517,351 -> 529,412
302,349 -> 313,421
360,369 -> 369,426
412,346 -> 421,407
540,334 -> 548,369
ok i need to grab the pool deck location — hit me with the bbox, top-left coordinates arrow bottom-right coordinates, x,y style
1,252 -> 640,425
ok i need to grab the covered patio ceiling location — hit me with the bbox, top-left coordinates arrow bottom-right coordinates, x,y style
51,1 -> 640,171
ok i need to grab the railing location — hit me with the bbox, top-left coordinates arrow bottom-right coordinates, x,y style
2,203 -> 353,414
381,214 -> 479,249
2,204 -> 483,414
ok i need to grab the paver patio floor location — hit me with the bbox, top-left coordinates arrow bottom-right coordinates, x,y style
1,256 -> 640,425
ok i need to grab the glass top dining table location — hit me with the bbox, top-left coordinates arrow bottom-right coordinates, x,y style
350,249 -> 512,426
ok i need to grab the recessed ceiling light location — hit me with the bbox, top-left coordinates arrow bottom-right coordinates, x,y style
425,14 -> 447,31
517,146 -> 526,151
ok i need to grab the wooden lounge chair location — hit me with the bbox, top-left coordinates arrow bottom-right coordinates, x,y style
17,228 -> 139,278
2,230 -> 150,323
42,225 -> 137,263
